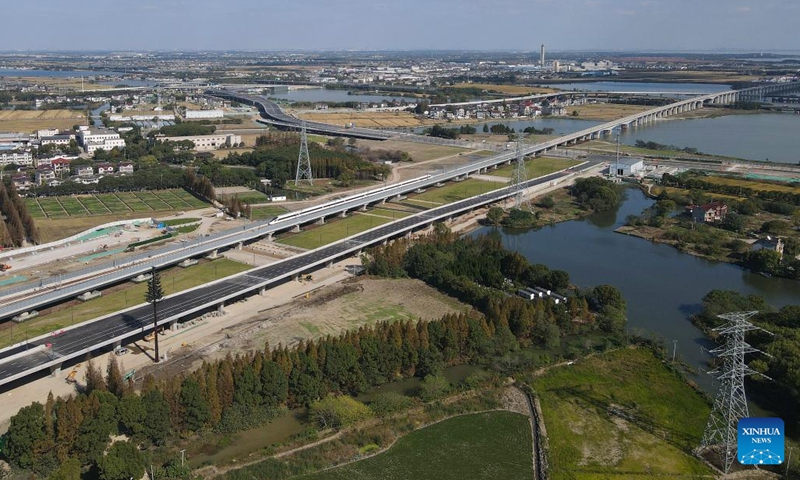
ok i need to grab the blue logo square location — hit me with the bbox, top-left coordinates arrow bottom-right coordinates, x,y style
738,417 -> 784,465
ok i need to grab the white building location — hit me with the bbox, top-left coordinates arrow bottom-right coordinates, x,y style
610,157 -> 645,176
77,127 -> 126,154
0,150 -> 34,166
36,129 -> 60,138
184,109 -> 224,120
39,134 -> 75,146
158,133 -> 241,152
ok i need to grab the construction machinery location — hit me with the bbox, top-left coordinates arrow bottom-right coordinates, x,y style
66,369 -> 78,384
0,264 -> 11,271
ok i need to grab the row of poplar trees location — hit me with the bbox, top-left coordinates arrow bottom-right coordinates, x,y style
0,181 -> 38,247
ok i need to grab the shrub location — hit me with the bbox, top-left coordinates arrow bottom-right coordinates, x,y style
308,395 -> 373,429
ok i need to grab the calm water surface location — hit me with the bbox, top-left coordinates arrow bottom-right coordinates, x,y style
620,113 -> 800,164
473,188 -> 800,391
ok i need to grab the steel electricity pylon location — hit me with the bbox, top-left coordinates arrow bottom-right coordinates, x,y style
699,311 -> 773,473
509,138 -> 529,209
295,121 -> 313,186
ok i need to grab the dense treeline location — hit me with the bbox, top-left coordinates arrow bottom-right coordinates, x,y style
662,172 -> 800,206
2,225 -> 627,478
222,139 -> 389,188
185,170 -> 216,202
634,140 -> 702,155
570,177 -> 622,212
0,182 -> 38,247
425,125 -> 461,139
153,123 -> 216,137
692,290 -> 800,430
362,227 -> 628,336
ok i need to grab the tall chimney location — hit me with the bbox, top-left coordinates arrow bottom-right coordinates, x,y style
540,44 -> 546,66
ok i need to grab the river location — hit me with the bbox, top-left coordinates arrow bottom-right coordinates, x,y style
472,188 -> 800,391
619,113 -> 800,164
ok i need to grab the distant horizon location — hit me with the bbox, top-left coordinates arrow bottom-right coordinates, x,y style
1,48 -> 799,56
1,0 -> 797,52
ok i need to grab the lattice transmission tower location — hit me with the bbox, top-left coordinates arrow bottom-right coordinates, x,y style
295,121 -> 313,186
510,138 -> 529,209
699,311 -> 773,473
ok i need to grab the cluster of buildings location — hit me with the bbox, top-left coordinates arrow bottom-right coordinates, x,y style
426,96 -> 585,121
10,156 -> 134,191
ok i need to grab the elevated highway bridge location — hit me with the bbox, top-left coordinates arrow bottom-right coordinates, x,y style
0,80 -> 798,386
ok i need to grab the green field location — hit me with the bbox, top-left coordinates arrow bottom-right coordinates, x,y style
300,411 -> 532,480
0,259 -> 250,349
278,213 -> 393,250
219,190 -> 272,204
24,189 -> 208,219
407,178 -> 506,207
492,157 -> 581,179
249,205 -> 289,220
530,349 -> 712,479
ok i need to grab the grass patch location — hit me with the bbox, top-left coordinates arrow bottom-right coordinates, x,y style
299,411 -> 532,480
278,213 -> 392,250
366,208 -> 409,219
410,178 -> 506,205
701,175 -> 799,194
159,217 -> 201,226
249,205 -> 289,220
219,191 -> 271,204
492,157 -> 580,179
529,348 -> 712,479
0,259 -> 250,349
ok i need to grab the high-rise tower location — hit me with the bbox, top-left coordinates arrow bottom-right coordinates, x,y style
540,44 -> 546,66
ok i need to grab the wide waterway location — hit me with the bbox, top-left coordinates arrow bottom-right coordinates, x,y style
472,188 -> 800,391
619,113 -> 800,164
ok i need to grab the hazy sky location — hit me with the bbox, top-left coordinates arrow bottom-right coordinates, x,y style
2,0 -> 797,52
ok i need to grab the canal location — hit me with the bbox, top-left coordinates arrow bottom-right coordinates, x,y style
472,188 -> 800,391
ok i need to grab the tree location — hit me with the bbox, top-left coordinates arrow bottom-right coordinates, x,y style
117,394 -> 146,437
146,266 -> 165,362
47,457 -> 81,480
97,441 -> 145,480
106,356 -> 125,398
141,390 -> 171,445
260,360 -> 288,407
5,402 -> 46,469
482,123 -> 489,133
419,374 -> 450,402
180,378 -> 210,431
84,358 -> 106,394
537,195 -> 555,209
486,207 -> 504,226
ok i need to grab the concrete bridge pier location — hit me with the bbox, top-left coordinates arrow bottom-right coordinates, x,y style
359,205 -> 367,212
316,217 -> 326,225
218,302 -> 225,314
339,211 -> 347,218
236,242 -> 243,251
169,320 -> 177,332
259,287 -> 266,296
266,232 -> 273,242
292,224 -> 301,233
50,363 -> 63,377
207,249 -> 219,259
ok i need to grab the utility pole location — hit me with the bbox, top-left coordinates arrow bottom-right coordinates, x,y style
145,266 -> 164,363
672,339 -> 678,363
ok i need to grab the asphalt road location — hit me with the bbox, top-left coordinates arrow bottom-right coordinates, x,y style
0,163 -> 598,385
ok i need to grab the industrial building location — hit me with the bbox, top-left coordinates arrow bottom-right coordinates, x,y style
610,156 -> 644,176
184,109 -> 224,120
158,133 -> 241,151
